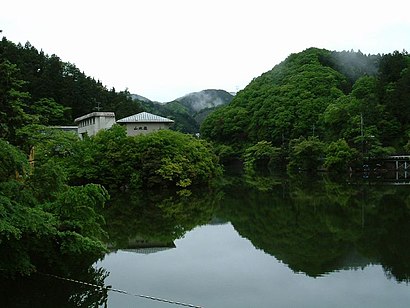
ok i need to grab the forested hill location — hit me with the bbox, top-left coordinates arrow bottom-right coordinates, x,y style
0,37 -> 143,126
177,89 -> 234,113
201,47 -> 410,165
136,89 -> 233,133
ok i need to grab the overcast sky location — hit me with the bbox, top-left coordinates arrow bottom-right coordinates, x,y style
2,0 -> 410,102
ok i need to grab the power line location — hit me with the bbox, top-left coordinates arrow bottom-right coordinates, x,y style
39,272 -> 203,308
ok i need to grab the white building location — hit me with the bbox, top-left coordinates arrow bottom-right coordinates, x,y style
116,112 -> 174,136
74,112 -> 116,139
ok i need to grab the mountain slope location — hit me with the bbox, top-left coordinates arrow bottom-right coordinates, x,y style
140,100 -> 199,134
177,89 -> 233,113
200,47 -> 409,159
134,89 -> 234,133
201,48 -> 349,147
0,38 -> 144,124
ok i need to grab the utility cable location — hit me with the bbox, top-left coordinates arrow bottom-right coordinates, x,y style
39,272 -> 203,308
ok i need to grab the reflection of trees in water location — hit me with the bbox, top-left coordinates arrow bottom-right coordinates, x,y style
104,188 -> 222,250
0,188 -> 222,307
359,193 -> 410,283
0,266 -> 109,307
217,173 -> 410,283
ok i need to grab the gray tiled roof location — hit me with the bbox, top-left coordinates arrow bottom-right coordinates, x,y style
116,112 -> 174,123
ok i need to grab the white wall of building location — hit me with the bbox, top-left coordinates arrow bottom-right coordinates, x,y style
75,112 -> 116,139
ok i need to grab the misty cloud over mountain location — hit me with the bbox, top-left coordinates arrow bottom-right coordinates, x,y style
131,89 -> 233,134
177,89 -> 234,112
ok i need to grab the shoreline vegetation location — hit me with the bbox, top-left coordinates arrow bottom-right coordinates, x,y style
0,126 -> 221,277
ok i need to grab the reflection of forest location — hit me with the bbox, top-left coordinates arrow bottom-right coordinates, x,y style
5,174 -> 406,307
102,175 -> 410,283
103,189 -> 221,250
216,174 -> 410,283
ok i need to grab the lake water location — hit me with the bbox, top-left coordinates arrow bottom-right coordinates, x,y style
95,174 -> 410,307
98,223 -> 409,308
2,174 -> 410,307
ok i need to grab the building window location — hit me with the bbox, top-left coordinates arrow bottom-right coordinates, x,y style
144,126 -> 147,130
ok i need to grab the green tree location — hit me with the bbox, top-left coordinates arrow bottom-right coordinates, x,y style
65,127 -> 222,190
0,60 -> 34,142
322,95 -> 357,141
324,139 -> 359,172
29,98 -> 70,125
288,137 -> 325,172
0,138 -> 28,179
243,141 -> 281,171
129,130 -> 222,189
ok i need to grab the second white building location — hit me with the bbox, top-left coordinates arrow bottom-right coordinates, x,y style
116,112 -> 174,136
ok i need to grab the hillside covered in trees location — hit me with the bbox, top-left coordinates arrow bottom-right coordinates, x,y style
201,48 -> 410,171
137,89 -> 233,133
0,37 -> 143,128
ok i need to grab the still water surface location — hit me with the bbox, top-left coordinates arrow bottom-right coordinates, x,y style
99,223 -> 409,307
3,174 -> 410,307
95,174 -> 410,307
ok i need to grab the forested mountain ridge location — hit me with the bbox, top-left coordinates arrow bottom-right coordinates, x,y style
139,99 -> 200,133
201,47 -> 410,170
130,93 -> 152,103
0,37 -> 143,128
177,89 -> 234,113
136,89 -> 233,133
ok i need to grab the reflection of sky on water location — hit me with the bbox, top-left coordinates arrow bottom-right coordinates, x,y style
96,223 -> 410,308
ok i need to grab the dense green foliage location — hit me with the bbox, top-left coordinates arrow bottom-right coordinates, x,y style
288,136 -> 325,172
243,140 -> 281,171
0,37 -> 118,277
201,48 -> 410,171
324,139 -> 359,171
0,60 -> 35,142
0,138 -> 109,277
64,126 -> 222,190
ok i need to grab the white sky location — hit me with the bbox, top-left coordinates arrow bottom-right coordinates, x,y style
2,0 -> 410,102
